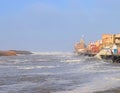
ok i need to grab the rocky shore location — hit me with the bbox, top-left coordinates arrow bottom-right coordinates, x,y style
0,51 -> 16,56
0,50 -> 32,56
10,50 -> 32,55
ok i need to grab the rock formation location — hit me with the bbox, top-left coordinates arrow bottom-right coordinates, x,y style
9,50 -> 32,55
0,51 -> 17,56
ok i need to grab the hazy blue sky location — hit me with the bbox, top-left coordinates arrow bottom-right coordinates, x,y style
0,0 -> 120,52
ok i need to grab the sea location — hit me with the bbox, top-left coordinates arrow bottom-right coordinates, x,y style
0,52 -> 120,93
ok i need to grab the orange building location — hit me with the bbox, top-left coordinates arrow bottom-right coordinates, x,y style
87,42 -> 100,53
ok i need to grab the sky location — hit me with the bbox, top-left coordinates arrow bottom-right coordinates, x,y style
0,0 -> 120,52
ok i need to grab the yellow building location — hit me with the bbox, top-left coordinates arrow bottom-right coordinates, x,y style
102,34 -> 114,47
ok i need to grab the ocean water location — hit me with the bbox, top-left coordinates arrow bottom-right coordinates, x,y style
0,52 -> 120,93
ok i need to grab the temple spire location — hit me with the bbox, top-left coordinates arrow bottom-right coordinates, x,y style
80,35 -> 85,44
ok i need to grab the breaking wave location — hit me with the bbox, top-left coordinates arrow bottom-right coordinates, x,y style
32,52 -> 73,56
0,52 -> 120,93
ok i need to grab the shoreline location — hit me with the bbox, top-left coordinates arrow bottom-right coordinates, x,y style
95,88 -> 120,93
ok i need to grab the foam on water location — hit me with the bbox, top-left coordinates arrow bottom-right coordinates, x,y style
17,65 -> 60,70
0,52 -> 120,93
54,58 -> 120,93
32,52 -> 73,56
62,59 -> 82,63
55,73 -> 120,93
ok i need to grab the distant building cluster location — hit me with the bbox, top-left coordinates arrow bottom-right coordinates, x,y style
74,34 -> 120,54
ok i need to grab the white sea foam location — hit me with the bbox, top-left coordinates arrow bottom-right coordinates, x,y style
1,52 -> 120,93
17,65 -> 59,70
32,52 -> 73,56
55,74 -> 120,93
63,59 -> 81,63
71,61 -> 120,73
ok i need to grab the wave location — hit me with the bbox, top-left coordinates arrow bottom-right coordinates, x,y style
55,73 -> 120,93
61,59 -> 81,63
63,59 -> 81,63
0,82 -> 38,93
32,52 -> 74,56
17,65 -> 59,70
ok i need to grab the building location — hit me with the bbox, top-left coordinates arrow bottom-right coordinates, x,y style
115,34 -> 120,46
74,33 -> 120,55
87,42 -> 100,53
102,34 -> 120,48
74,38 -> 86,53
102,34 -> 114,48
